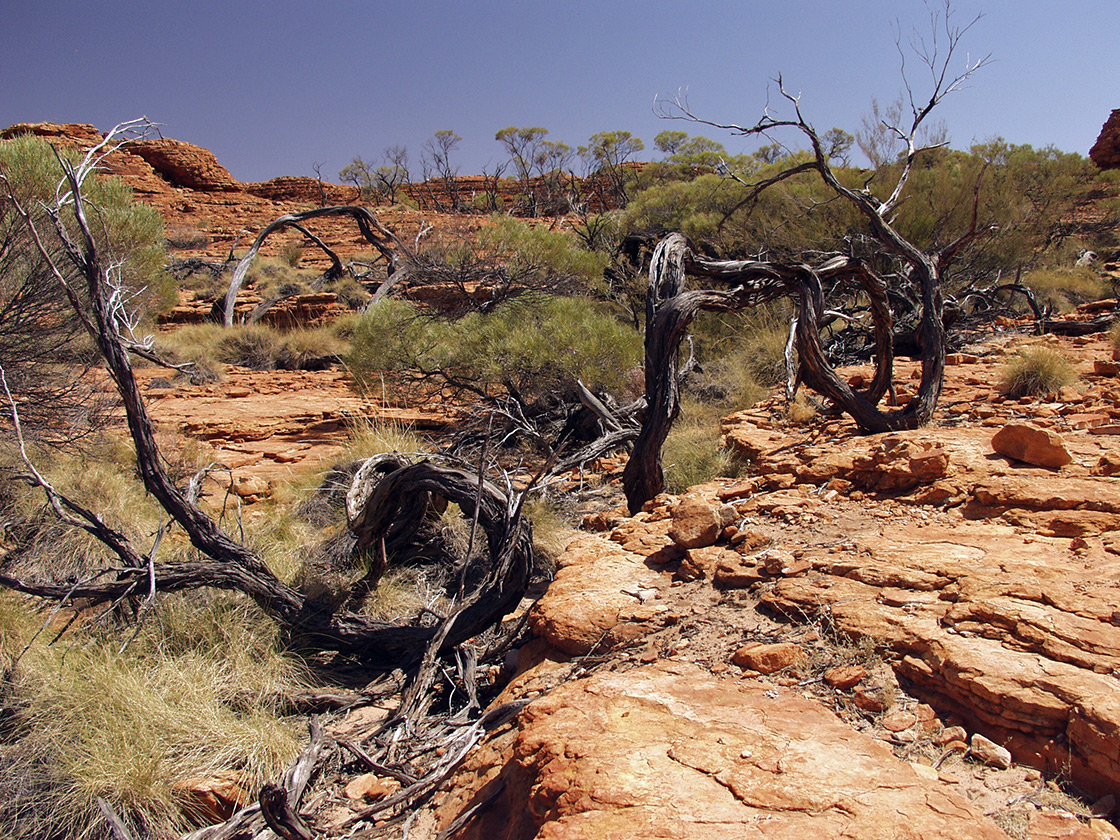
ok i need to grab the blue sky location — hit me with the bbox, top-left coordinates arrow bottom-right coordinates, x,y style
2,1 -> 1116,182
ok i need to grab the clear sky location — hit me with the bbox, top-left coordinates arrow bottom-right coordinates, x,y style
1,0 -> 1116,183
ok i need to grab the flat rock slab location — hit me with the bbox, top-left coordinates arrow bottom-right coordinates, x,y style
440,661 -> 1009,839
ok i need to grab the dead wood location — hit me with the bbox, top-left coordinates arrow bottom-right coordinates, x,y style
1,131 -> 534,670
217,206 -> 410,326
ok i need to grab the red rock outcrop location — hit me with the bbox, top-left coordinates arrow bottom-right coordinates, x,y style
125,138 -> 242,192
439,662 -> 1010,839
1090,109 -> 1120,170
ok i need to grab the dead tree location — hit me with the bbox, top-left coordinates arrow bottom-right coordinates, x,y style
217,205 -> 413,326
0,125 -> 534,670
624,3 -> 991,511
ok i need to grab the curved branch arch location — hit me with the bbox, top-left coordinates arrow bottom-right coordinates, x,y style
217,205 -> 412,326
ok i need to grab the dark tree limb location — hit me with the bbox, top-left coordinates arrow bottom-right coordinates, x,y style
4,128 -> 533,668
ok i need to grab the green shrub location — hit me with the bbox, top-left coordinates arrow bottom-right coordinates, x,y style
346,295 -> 642,402
479,215 -> 609,288
998,346 -> 1076,398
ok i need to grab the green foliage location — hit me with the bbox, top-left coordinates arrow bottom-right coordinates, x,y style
479,215 -> 608,288
340,146 -> 410,204
0,133 -> 173,439
998,346 -> 1076,398
345,295 -> 642,403
579,130 -> 644,205
877,141 -> 1114,285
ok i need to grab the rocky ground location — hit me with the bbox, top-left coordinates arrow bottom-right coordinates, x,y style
138,324 -> 1120,839
13,121 -> 1120,838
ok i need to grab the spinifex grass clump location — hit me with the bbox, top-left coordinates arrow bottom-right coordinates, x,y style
0,593 -> 307,840
998,346 -> 1076,398
661,403 -> 747,494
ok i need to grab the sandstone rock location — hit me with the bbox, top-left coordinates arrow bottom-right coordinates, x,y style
1091,819 -> 1120,840
529,534 -> 665,655
992,423 -> 1073,468
853,687 -> 890,713
232,475 -> 270,498
881,710 -> 918,732
1027,809 -> 1100,839
1091,109 -> 1120,170
823,664 -> 867,690
910,761 -> 940,781
343,773 -> 399,801
667,496 -> 722,549
1,121 -> 106,145
938,725 -> 969,745
677,545 -> 738,582
970,732 -> 1013,769
172,772 -> 252,825
1091,794 -> 1117,819
438,662 -> 1010,840
125,138 -> 242,192
732,641 -> 803,673
712,556 -> 766,589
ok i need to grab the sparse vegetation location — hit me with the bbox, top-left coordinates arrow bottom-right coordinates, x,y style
1021,266 -> 1113,313
155,322 -> 347,373
998,346 -> 1076,398
0,593 -> 306,840
661,404 -> 746,493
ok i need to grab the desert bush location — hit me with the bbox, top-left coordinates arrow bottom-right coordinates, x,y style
683,306 -> 792,409
480,215 -> 609,290
164,223 -> 209,250
998,346 -> 1076,398
346,295 -> 642,403
278,239 -> 304,268
0,133 -> 173,440
1021,266 -> 1113,313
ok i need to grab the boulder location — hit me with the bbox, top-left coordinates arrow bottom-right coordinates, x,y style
992,423 -> 1073,468
437,662 -> 1010,839
731,641 -> 803,673
172,772 -> 252,825
667,496 -> 722,549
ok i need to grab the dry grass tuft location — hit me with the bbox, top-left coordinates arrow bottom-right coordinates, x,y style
662,403 -> 746,493
0,593 -> 306,840
998,346 -> 1076,398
